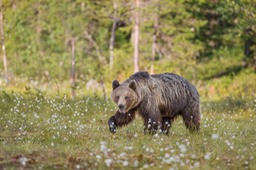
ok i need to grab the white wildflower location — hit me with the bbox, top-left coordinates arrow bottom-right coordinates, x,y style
96,155 -> 102,160
124,146 -> 133,150
191,154 -> 197,159
179,144 -> 187,153
19,156 -> 28,166
75,164 -> 81,169
119,152 -> 127,159
165,153 -> 170,158
194,161 -> 200,167
34,113 -> 40,119
204,152 -> 211,160
212,134 -> 219,140
134,160 -> 139,167
123,160 -> 129,166
143,164 -> 149,168
105,159 -> 112,167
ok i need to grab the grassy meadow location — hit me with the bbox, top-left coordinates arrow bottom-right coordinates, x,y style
0,91 -> 255,169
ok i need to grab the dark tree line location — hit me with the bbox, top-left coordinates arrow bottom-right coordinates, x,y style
0,0 -> 255,86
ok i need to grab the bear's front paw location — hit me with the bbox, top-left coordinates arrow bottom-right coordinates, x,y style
108,118 -> 116,134
109,124 -> 116,134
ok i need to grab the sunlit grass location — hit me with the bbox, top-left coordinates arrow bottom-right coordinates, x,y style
0,92 -> 255,169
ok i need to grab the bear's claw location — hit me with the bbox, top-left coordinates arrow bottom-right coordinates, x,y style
108,118 -> 116,134
109,126 -> 116,134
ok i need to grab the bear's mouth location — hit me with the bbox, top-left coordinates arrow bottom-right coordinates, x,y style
118,108 -> 126,114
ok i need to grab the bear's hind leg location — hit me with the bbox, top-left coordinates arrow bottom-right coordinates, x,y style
161,117 -> 171,135
143,117 -> 160,135
181,104 -> 200,132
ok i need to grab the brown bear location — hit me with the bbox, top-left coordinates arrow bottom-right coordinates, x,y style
108,72 -> 200,134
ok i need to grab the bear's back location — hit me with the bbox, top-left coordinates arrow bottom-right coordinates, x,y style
123,72 -> 198,99
129,72 -> 150,80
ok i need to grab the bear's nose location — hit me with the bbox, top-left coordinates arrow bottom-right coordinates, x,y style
118,104 -> 124,110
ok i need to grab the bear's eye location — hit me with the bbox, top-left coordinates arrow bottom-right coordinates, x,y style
115,96 -> 119,101
125,96 -> 129,100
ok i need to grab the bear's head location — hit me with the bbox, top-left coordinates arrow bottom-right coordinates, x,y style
111,80 -> 139,114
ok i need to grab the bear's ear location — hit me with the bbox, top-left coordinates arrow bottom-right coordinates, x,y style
112,80 -> 120,90
129,80 -> 137,91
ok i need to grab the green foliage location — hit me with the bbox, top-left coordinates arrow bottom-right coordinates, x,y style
0,0 -> 255,99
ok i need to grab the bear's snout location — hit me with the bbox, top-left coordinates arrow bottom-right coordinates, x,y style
118,104 -> 125,113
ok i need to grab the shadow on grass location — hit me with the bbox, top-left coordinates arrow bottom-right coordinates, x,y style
204,65 -> 243,80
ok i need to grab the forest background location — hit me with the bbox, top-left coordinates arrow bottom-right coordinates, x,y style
0,0 -> 255,100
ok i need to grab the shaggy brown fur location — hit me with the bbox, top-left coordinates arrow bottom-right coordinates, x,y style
108,72 -> 201,134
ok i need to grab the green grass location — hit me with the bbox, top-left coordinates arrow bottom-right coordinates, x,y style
0,92 -> 255,169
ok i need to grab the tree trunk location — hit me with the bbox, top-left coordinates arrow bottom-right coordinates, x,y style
35,1 -> 44,58
84,30 -> 105,64
109,0 -> 117,69
0,0 -> 8,84
150,12 -> 159,74
71,38 -> 76,99
100,80 -> 106,100
133,0 -> 140,73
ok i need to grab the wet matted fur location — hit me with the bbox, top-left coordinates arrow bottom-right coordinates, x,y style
108,71 -> 201,134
